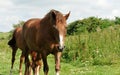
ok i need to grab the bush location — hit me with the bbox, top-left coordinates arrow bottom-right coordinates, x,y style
67,17 -> 116,35
63,26 -> 120,66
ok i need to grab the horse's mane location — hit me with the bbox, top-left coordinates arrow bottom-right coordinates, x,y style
43,9 -> 64,24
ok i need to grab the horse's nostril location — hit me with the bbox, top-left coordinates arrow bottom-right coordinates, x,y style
57,46 -> 65,52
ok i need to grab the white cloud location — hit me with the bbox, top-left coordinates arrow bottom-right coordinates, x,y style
1,0 -> 120,32
97,0 -> 109,7
0,0 -> 14,8
112,9 -> 119,15
111,9 -> 120,18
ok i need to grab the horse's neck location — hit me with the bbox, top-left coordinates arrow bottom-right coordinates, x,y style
39,21 -> 58,42
41,18 -> 53,29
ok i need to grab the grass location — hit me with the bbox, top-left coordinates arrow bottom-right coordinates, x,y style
1,42 -> 120,75
64,25 -> 120,66
0,39 -> 79,75
0,34 -> 81,75
1,27 -> 120,75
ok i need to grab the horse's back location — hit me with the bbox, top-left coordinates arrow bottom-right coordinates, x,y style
23,18 -> 42,51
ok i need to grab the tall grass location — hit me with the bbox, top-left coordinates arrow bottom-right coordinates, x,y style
63,25 -> 120,67
0,32 -> 81,75
1,28 -> 120,75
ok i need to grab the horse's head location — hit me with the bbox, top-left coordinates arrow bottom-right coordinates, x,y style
50,9 -> 70,51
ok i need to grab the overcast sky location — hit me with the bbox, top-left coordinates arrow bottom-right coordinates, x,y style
1,0 -> 120,32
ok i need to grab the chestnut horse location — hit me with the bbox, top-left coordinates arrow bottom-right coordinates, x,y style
22,9 -> 70,75
8,27 -> 42,75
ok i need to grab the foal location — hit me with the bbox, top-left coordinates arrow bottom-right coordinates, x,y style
8,27 -> 42,75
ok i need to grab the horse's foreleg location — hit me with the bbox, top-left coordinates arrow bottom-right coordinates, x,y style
42,54 -> 49,75
36,65 -> 40,75
29,65 -> 32,75
55,52 -> 62,75
34,65 -> 40,75
19,52 -> 25,75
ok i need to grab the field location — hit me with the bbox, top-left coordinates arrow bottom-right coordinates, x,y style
1,26 -> 120,75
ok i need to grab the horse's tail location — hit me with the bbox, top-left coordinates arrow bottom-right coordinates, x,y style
8,29 -> 18,73
8,30 -> 16,48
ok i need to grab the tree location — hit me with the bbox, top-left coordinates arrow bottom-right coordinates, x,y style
8,21 -> 25,38
115,17 -> 120,25
13,21 -> 25,29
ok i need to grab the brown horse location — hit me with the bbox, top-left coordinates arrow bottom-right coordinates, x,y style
8,27 -> 42,75
22,9 -> 70,75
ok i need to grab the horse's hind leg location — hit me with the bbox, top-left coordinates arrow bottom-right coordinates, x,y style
10,47 -> 17,75
24,48 -> 31,75
19,51 -> 25,75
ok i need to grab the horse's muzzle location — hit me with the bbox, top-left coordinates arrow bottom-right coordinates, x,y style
57,46 -> 65,52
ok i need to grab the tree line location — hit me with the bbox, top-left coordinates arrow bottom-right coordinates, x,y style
67,16 -> 120,35
11,17 -> 120,35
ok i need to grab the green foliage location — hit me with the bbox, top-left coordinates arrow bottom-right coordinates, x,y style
67,20 -> 80,35
0,32 -> 10,40
63,25 -> 120,67
100,19 -> 115,29
67,17 -> 116,35
115,17 -> 120,25
83,17 -> 100,32
13,21 -> 25,29
65,17 -> 120,66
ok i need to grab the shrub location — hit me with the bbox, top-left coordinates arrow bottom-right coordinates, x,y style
67,17 -> 115,35
63,26 -> 120,66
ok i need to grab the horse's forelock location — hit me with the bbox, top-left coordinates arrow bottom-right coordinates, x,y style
51,10 -> 64,21
44,10 -> 64,24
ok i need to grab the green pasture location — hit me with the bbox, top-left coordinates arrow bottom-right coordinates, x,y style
1,26 -> 120,75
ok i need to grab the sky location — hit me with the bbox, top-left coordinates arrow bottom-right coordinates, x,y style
0,0 -> 120,32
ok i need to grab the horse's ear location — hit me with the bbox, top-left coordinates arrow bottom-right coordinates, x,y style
51,11 -> 56,21
64,11 -> 70,20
